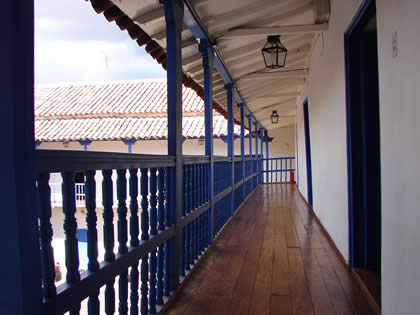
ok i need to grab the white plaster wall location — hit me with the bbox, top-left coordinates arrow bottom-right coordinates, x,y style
296,102 -> 308,200
37,131 -> 295,158
296,0 -> 367,262
295,0 -> 420,312
376,0 -> 420,313
268,126 -> 296,158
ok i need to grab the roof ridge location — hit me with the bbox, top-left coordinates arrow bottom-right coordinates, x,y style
35,78 -> 167,88
35,111 -> 222,120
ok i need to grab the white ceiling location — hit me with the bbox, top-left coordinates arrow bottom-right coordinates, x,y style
112,0 -> 330,130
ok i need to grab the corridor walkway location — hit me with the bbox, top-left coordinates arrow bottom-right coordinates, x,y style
162,184 -> 375,315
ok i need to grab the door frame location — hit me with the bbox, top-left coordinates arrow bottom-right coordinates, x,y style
344,0 -> 376,269
303,98 -> 313,205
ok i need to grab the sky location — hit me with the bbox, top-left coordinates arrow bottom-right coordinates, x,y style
35,0 -> 167,85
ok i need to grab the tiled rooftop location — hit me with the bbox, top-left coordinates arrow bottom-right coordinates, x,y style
35,80 -> 244,141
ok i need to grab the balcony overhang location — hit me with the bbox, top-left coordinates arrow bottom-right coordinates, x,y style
89,0 -> 330,130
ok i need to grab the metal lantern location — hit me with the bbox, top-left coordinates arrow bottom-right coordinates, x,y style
271,110 -> 279,124
262,35 -> 288,69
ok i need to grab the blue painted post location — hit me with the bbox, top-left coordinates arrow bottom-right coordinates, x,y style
129,168 -> 140,314
163,0 -> 183,290
157,168 -> 165,305
240,104 -> 245,201
102,170 -> 115,315
265,131 -> 269,184
37,174 -> 57,299
226,83 -> 234,217
79,139 -> 92,151
85,171 -> 100,315
260,128 -> 264,184
254,122 -> 258,183
248,115 -> 253,181
149,168 -> 158,314
185,165 -> 191,271
122,138 -> 137,154
200,38 -> 215,242
181,166 -> 186,277
140,168 -> 149,315
2,5 -> 44,311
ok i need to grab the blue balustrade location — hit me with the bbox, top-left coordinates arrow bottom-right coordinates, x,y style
34,147 -> 263,314
262,157 -> 296,183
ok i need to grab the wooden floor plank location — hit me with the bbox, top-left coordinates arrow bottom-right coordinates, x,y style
271,205 -> 289,296
162,184 -> 375,315
271,295 -> 292,315
249,208 -> 275,315
300,247 -> 335,315
288,247 -> 315,315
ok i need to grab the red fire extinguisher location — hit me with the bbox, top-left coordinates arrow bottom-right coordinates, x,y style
290,171 -> 295,183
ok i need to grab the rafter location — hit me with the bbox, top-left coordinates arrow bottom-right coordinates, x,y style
133,8 -> 164,24
220,23 -> 329,39
240,69 -> 308,81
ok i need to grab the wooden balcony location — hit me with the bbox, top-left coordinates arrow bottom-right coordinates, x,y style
162,184 -> 376,315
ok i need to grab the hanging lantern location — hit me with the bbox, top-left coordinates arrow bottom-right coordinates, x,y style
271,110 -> 279,124
262,35 -> 288,69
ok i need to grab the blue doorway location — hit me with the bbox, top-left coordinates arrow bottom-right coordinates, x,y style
303,99 -> 313,205
345,0 -> 381,308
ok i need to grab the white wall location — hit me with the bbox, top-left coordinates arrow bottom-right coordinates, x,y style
38,128 -> 295,158
296,0 -> 366,263
268,126 -> 296,158
294,0 -> 420,313
376,0 -> 420,313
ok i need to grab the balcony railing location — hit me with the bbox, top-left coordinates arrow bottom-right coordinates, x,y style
35,150 -> 262,314
263,157 -> 296,183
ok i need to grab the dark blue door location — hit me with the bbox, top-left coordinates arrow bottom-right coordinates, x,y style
303,99 -> 313,205
345,0 -> 381,272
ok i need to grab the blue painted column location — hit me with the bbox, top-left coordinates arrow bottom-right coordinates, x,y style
200,38 -> 215,241
254,121 -> 259,188
79,139 -> 92,151
260,127 -> 264,184
122,138 -> 137,153
163,0 -> 184,290
255,122 -> 259,162
248,115 -> 252,173
240,103 -> 245,200
0,1 -> 42,314
226,83 -> 234,216
265,130 -> 269,183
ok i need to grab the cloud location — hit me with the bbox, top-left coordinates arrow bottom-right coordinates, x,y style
35,0 -> 166,84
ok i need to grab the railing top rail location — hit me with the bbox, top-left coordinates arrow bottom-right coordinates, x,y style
36,149 -> 176,173
263,157 -> 296,160
183,155 -> 211,165
213,156 -> 233,162
233,156 -> 243,162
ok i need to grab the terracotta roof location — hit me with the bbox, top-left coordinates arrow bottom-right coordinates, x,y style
35,79 -> 204,117
34,80 -> 245,142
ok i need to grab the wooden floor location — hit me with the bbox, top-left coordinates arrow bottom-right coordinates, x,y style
162,184 -> 376,315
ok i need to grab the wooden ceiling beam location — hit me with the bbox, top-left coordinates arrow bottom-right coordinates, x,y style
240,69 -> 309,81
220,23 -> 328,39
133,8 -> 164,24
